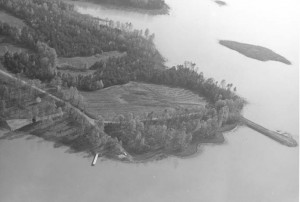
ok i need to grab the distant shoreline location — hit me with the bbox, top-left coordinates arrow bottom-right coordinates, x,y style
68,0 -> 170,15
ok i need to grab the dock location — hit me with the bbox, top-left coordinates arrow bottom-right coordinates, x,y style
241,117 -> 298,147
91,153 -> 99,166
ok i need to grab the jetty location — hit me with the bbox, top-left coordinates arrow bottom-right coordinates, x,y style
240,116 -> 298,147
91,153 -> 99,166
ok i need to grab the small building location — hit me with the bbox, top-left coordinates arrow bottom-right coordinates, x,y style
91,153 -> 99,166
36,97 -> 41,103
0,117 -> 11,131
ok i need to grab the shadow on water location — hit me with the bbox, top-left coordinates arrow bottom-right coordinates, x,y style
0,127 -> 93,159
0,130 -> 28,140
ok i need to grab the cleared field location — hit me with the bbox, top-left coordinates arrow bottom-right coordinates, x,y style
0,10 -> 26,28
81,82 -> 206,120
57,51 -> 126,76
58,51 -> 126,69
57,69 -> 96,77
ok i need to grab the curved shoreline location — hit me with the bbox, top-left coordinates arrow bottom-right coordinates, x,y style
130,123 -> 238,163
174,123 -> 238,158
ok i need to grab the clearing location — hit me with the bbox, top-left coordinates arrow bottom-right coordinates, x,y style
58,51 -> 126,69
0,10 -> 26,29
57,51 -> 126,76
81,82 -> 206,120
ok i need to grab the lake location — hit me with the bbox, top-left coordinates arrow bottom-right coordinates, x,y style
0,0 -> 298,201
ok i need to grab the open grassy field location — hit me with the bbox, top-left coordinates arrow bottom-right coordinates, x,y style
58,51 -> 126,69
57,51 -> 126,76
0,10 -> 26,29
57,68 -> 96,77
81,82 -> 206,120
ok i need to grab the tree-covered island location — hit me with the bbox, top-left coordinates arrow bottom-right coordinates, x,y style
0,0 -> 245,162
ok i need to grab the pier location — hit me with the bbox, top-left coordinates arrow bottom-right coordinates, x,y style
241,117 -> 298,147
91,153 -> 99,166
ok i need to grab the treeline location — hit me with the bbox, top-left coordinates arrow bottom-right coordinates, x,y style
58,72 -> 104,91
106,98 -> 242,154
91,58 -> 242,104
64,105 -> 122,155
2,47 -> 105,90
107,112 -> 193,153
3,41 -> 57,81
137,63 -> 240,103
89,0 -> 167,10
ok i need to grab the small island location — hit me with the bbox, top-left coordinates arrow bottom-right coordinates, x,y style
214,0 -> 227,6
219,40 -> 291,65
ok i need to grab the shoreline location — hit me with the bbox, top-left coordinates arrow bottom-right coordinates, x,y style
13,121 -> 238,163
174,123 -> 238,158
130,123 -> 238,163
68,0 -> 170,15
